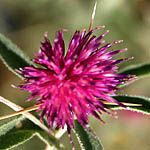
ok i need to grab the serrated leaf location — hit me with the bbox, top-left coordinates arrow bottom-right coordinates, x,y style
110,95 -> 150,115
74,120 -> 103,150
0,33 -> 34,79
0,116 -> 61,150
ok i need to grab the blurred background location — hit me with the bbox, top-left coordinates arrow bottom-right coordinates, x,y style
0,0 -> 150,149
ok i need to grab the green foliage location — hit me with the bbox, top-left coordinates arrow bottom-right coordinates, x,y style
120,63 -> 150,77
111,95 -> 150,114
74,120 -> 103,150
118,63 -> 150,87
0,116 -> 61,150
0,33 -> 34,79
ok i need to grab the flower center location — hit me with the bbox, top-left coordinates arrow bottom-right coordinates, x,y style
58,73 -> 64,80
57,72 -> 67,81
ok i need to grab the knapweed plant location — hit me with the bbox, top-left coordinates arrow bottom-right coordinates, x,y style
0,3 -> 150,150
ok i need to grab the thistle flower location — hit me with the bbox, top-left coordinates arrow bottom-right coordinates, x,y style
17,26 -> 135,137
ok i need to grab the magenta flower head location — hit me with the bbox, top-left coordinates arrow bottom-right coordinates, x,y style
17,26 -> 134,139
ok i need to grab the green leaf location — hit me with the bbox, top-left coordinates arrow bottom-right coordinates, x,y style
74,120 -> 103,150
110,95 -> 150,115
119,63 -> 150,77
0,116 -> 61,150
118,63 -> 150,87
0,33 -> 34,79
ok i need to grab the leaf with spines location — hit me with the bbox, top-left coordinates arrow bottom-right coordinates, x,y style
73,120 -> 103,150
110,95 -> 150,115
0,116 -> 61,150
0,33 -> 34,79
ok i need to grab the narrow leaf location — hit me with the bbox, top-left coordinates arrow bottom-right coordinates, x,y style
0,116 -> 61,150
111,95 -> 150,115
74,120 -> 103,150
0,33 -> 34,78
120,63 -> 150,77
118,63 -> 150,87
